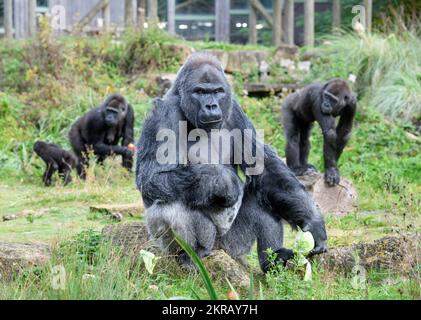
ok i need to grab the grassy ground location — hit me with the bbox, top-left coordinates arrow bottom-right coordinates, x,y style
0,27 -> 420,299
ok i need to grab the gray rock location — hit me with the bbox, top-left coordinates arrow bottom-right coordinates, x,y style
296,172 -> 358,216
0,242 -> 51,281
313,233 -> 421,274
102,223 -> 250,288
203,250 -> 250,289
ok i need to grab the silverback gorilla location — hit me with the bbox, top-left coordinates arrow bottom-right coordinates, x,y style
33,141 -> 78,186
136,53 -> 327,272
282,79 -> 357,186
69,93 -> 135,179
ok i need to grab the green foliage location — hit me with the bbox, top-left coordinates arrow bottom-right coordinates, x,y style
120,28 -> 185,74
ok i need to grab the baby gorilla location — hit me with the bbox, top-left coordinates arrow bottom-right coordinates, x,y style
282,79 -> 357,186
33,141 -> 78,186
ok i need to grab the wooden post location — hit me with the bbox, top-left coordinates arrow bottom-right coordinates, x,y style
248,2 -> 257,44
168,0 -> 176,34
125,0 -> 134,28
102,0 -> 111,31
272,0 -> 283,47
304,0 -> 314,47
4,0 -> 13,38
364,0 -> 372,32
215,0 -> 230,42
28,0 -> 37,37
284,0 -> 294,45
147,0 -> 158,26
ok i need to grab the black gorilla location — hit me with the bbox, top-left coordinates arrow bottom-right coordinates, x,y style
69,93 -> 135,179
282,79 -> 357,186
136,53 -> 327,272
33,141 -> 78,186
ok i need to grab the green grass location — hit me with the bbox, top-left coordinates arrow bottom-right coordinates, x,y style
0,27 -> 420,300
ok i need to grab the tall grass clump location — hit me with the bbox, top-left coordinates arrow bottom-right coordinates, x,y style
308,30 -> 421,123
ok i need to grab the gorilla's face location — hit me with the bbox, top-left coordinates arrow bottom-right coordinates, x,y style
181,64 -> 231,130
102,98 -> 127,127
321,80 -> 356,116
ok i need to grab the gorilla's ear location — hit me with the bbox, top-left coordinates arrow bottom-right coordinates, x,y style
321,90 -> 339,115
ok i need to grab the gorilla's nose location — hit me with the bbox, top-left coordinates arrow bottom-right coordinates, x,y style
205,104 -> 218,110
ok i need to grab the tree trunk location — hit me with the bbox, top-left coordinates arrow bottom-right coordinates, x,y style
284,0 -> 294,45
272,0 -> 283,47
215,0 -> 230,43
248,2 -> 257,44
125,0 -> 134,28
364,0 -> 372,32
332,0 -> 341,31
304,0 -> 314,47
4,0 -> 13,38
28,0 -> 37,37
147,0 -> 158,26
167,0 -> 176,34
137,0 -> 146,32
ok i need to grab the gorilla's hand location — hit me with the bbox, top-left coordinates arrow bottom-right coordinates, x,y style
122,147 -> 134,158
324,167 -> 340,186
302,218 -> 328,256
186,165 -> 241,209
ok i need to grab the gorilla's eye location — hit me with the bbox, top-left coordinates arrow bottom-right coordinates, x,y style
344,95 -> 349,101
215,88 -> 225,94
194,88 -> 206,95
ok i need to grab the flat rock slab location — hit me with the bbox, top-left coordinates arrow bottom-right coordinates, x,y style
90,203 -> 144,218
2,208 -> 51,222
0,242 -> 51,281
296,173 -> 357,216
313,233 -> 420,274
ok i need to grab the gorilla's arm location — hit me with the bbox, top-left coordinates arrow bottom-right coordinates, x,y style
122,104 -> 135,146
336,102 -> 356,161
136,99 -> 225,207
232,101 -> 327,254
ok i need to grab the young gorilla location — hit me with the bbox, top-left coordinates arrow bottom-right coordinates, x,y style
282,79 -> 357,186
33,141 -> 78,186
136,53 -> 327,272
69,93 -> 135,179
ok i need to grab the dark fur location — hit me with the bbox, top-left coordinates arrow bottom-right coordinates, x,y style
136,53 -> 327,272
69,93 -> 135,179
282,79 -> 357,186
33,141 -> 78,186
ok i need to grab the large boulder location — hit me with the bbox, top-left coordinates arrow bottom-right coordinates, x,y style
102,222 -> 154,253
102,223 -> 250,288
0,242 -> 51,281
203,250 -> 250,289
297,173 -> 357,216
